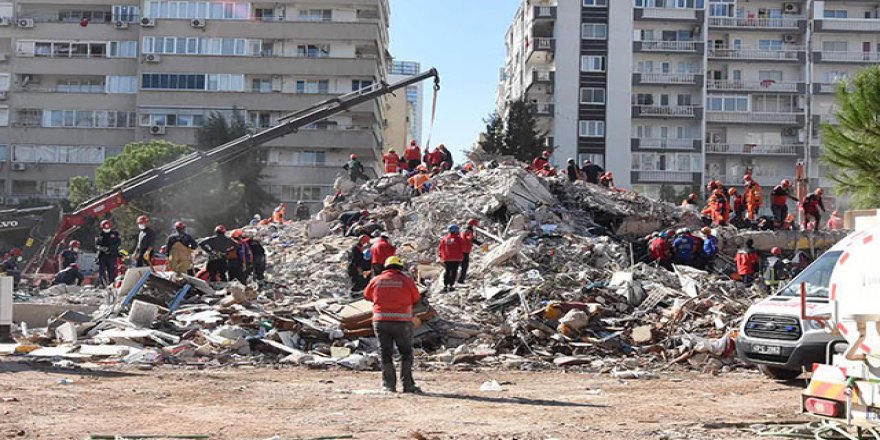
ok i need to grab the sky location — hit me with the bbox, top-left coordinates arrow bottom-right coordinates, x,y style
388,0 -> 519,163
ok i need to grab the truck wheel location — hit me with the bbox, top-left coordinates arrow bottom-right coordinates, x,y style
758,365 -> 801,380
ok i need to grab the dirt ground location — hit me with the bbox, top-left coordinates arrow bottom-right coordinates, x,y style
0,360 -> 808,440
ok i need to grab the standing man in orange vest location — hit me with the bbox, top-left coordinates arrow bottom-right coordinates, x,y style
403,140 -> 421,172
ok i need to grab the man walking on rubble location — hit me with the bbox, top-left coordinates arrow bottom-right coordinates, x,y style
295,201 -> 310,221
736,239 -> 761,285
438,224 -> 465,292
165,221 -> 198,275
344,154 -> 369,183
770,179 -> 798,227
458,219 -> 483,285
370,234 -> 396,276
95,220 -> 121,287
531,150 -> 551,172
248,233 -> 267,282
565,158 -> 580,182
133,215 -> 155,268
744,175 -> 763,222
348,235 -> 372,293
581,160 -> 604,184
199,225 -> 236,282
228,229 -> 252,284
802,188 -> 826,232
364,255 -> 422,393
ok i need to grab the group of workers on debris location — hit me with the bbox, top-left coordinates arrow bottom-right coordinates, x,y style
529,150 -> 616,188
342,140 -> 457,195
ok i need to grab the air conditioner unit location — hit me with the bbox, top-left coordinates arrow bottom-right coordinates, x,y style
140,17 -> 155,27
190,18 -> 205,28
149,125 -> 166,135
783,127 -> 799,137
17,18 -> 34,28
143,53 -> 161,63
0,92 -> 7,101
784,34 -> 798,44
783,2 -> 799,14
0,17 -> 11,26
11,163 -> 26,171
114,20 -> 129,29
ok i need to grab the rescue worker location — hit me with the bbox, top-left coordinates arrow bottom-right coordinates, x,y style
424,147 -> 442,169
802,188 -> 826,232
703,189 -> 730,226
744,175 -> 763,222
228,229 -> 252,284
686,228 -> 705,269
702,227 -> 719,272
566,158 -> 580,182
58,240 -> 80,271
198,225 -> 236,282
248,236 -> 267,282
370,234 -> 396,276
343,154 -> 369,183
736,239 -> 760,284
133,215 -> 155,268
165,221 -> 198,275
682,193 -> 699,207
294,201 -> 310,221
348,235 -> 372,293
581,160 -> 604,184
458,219 -> 483,284
728,188 -> 745,223
648,232 -> 672,270
403,140 -> 421,172
599,172 -> 615,189
672,228 -> 696,266
438,224 -> 465,292
764,247 -> 787,292
94,219 -> 121,286
364,255 -> 422,393
539,164 -> 558,177
249,214 -> 262,226
827,210 -> 844,231
407,167 -> 431,195
1,249 -> 21,287
437,144 -> 454,169
531,150 -> 551,171
53,263 -> 84,286
339,209 -> 369,234
383,149 -> 401,174
770,179 -> 798,227
272,203 -> 287,223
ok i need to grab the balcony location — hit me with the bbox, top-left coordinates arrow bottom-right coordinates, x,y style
815,18 -> 880,33
706,80 -> 805,93
526,37 -> 555,64
535,103 -> 554,116
813,51 -> 880,64
634,7 -> 704,22
632,105 -> 701,119
525,69 -> 555,92
635,40 -> 703,54
708,16 -> 805,31
632,138 -> 701,151
716,174 -> 789,187
708,46 -> 805,62
633,171 -> 699,184
705,143 -> 803,156
531,5 -> 557,21
633,72 -> 701,86
813,82 -> 843,94
706,111 -> 804,125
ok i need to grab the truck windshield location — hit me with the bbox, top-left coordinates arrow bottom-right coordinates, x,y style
777,250 -> 842,299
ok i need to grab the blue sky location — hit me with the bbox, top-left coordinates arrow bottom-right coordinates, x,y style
389,0 -> 519,163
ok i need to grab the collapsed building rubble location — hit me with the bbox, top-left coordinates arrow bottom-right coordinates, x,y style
0,166 -> 847,375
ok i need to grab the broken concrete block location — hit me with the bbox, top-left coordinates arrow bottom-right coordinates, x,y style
128,300 -> 159,328
558,309 -> 589,331
306,220 -> 331,239
54,322 -> 77,344
631,325 -> 654,344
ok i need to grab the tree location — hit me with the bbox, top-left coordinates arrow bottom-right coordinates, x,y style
478,112 -> 505,156
502,99 -> 547,162
195,110 -> 275,228
822,66 -> 880,209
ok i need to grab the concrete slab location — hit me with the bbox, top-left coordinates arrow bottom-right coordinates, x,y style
12,303 -> 98,329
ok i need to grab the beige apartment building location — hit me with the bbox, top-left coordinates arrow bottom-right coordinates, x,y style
0,0 -> 390,207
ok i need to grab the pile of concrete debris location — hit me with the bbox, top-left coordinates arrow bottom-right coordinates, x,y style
1,166 -> 845,375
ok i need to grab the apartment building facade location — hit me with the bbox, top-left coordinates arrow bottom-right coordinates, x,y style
0,0 -> 390,207
497,0 -> 871,207
389,60 -> 422,146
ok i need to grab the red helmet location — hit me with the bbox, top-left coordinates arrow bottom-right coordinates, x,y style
358,234 -> 371,245
69,240 -> 81,248
350,154 -> 358,160
467,218 -> 480,227
100,220 -> 112,229
781,179 -> 791,188
728,187 -> 737,195
542,150 -> 551,157
605,172 -> 613,178
815,188 -> 824,196
231,229 -> 244,239
174,221 -> 186,230
10,248 -> 21,257
215,225 -> 227,234
159,245 -> 168,254
136,215 -> 150,224
743,174 -> 753,182
360,210 -> 370,217
688,193 -> 697,200
771,247 -> 782,256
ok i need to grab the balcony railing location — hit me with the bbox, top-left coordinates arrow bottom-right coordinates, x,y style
637,138 -> 699,150
816,51 -> 880,63
707,79 -> 801,93
638,40 -> 699,52
706,111 -> 801,124
816,18 -> 880,32
533,37 -> 556,51
705,143 -> 802,156
633,105 -> 699,118
709,46 -> 804,61
709,16 -> 803,29
717,174 -> 788,187
636,72 -> 699,84
639,7 -> 699,20
532,5 -> 557,20
814,82 -> 843,94
535,103 -> 554,116
636,171 -> 696,183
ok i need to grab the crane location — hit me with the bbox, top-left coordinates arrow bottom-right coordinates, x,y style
19,68 -> 441,278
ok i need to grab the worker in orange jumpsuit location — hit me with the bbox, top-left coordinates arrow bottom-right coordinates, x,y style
681,193 -> 698,207
744,175 -> 763,222
272,203 -> 286,223
407,167 -> 431,195
728,188 -> 745,223
702,189 -> 730,226
383,149 -> 400,174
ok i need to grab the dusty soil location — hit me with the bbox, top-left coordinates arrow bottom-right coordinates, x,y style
0,361 -> 807,440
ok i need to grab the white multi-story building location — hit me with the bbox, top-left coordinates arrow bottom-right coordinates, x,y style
497,0 -> 871,207
389,60 -> 422,145
0,0 -> 390,208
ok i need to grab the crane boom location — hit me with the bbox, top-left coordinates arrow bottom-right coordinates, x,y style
24,69 -> 440,275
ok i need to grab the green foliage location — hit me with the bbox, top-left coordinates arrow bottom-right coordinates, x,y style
96,141 -> 191,190
478,112 -> 505,156
822,66 -> 880,209
68,176 -> 97,207
658,184 -> 701,204
479,100 -> 547,162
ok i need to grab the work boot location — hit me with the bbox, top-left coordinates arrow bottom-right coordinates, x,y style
401,359 -> 419,393
381,363 -> 397,392
402,385 -> 423,394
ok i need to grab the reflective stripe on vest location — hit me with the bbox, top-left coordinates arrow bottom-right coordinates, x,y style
373,312 -> 413,319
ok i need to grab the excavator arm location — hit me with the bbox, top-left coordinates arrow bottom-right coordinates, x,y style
23,69 -> 441,275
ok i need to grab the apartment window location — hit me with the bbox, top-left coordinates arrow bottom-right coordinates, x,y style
106,76 -> 137,94
45,181 -> 69,198
0,74 -> 8,92
823,71 -> 849,83
143,73 -> 205,90
30,41 -> 107,58
11,180 -> 39,195
42,110 -> 134,128
252,78 -> 272,93
253,8 -> 276,20
823,9 -> 848,18
580,55 -> 606,72
296,151 -> 326,166
707,95 -> 749,112
249,112 -> 272,128
59,10 -> 112,23
579,120 -> 605,137
758,40 -> 784,51
57,79 -> 104,93
677,94 -> 692,106
581,23 -> 607,40
11,146 -> 104,164
296,44 -> 330,58
0,106 -> 8,127
352,79 -> 373,91
207,74 -> 244,91
296,80 -> 329,94
15,109 -> 41,127
582,0 -> 607,6
823,41 -> 848,52
298,9 -> 331,21
758,70 -> 783,82
0,145 -> 7,162
140,109 -> 208,127
112,5 -> 140,22
634,93 -> 654,105
145,0 -> 246,19
109,41 -> 138,58
580,87 -> 606,105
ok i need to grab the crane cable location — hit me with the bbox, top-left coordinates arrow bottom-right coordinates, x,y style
423,81 -> 441,151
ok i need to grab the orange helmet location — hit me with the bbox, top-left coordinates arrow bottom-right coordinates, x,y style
771,247 -> 782,256
231,229 -> 244,239
728,187 -> 738,196
713,189 -> 723,196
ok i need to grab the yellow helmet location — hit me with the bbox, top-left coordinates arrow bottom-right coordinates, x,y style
385,256 -> 404,268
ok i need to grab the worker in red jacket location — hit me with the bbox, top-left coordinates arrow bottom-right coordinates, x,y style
735,239 -> 760,284
770,179 -> 798,227
458,219 -> 483,284
403,140 -> 421,171
802,188 -> 826,232
382,149 -> 400,174
648,232 -> 672,270
364,255 -> 422,393
531,150 -> 551,171
370,234 -> 397,276
728,187 -> 745,223
423,147 -> 442,169
438,224 -> 465,292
